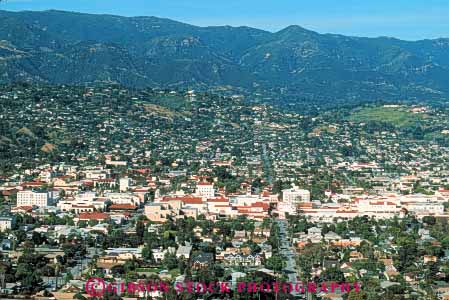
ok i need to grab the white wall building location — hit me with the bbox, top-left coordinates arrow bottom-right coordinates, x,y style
176,244 -> 193,259
16,191 -> 52,207
84,169 -> 109,180
404,202 -> 444,215
119,177 -> 131,192
196,182 -> 214,198
56,191 -> 106,212
0,217 -> 14,231
282,186 -> 310,206
106,192 -> 142,205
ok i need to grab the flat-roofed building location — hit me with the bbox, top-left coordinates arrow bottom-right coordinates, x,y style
16,191 -> 52,207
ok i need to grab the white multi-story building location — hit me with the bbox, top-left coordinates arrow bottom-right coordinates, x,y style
84,169 -> 109,180
0,217 -> 14,231
231,194 -> 262,207
282,186 -> 310,205
16,191 -> 52,207
404,202 -> 444,215
57,192 -> 105,213
207,197 -> 231,214
76,192 -> 97,201
57,201 -> 96,213
106,192 -> 142,205
119,177 -> 131,192
196,182 -> 214,198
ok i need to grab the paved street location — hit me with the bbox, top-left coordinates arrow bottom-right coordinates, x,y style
262,144 -> 273,184
276,219 -> 299,296
277,219 -> 314,299
69,247 -> 97,279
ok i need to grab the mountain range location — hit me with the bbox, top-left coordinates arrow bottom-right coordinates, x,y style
1,9 -> 449,105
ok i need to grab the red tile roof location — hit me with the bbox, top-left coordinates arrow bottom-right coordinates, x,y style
21,181 -> 45,187
78,212 -> 109,220
251,202 -> 269,210
207,197 -> 229,203
95,178 -> 115,182
12,206 -> 33,212
109,204 -> 137,210
369,201 -> 396,206
162,196 -> 203,204
134,168 -> 151,174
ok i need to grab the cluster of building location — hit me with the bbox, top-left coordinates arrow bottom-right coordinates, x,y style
3,168 -> 449,229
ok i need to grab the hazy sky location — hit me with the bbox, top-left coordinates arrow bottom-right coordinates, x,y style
2,0 -> 449,40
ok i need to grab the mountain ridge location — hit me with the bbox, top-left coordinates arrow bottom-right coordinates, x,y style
4,9 -> 448,41
1,9 -> 449,105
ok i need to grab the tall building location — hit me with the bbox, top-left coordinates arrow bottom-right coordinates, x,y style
196,182 -> 215,198
282,186 -> 310,206
16,191 -> 52,207
119,177 -> 131,192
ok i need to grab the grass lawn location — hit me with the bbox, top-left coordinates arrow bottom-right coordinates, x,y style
348,106 -> 426,128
